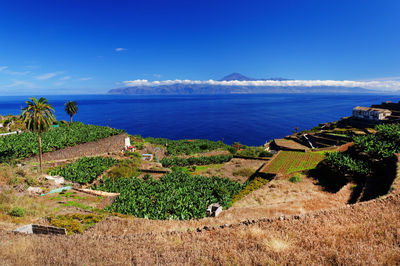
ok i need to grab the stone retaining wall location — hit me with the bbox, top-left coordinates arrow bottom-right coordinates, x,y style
29,134 -> 128,162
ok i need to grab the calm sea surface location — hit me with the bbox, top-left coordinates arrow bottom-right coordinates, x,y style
0,94 -> 398,146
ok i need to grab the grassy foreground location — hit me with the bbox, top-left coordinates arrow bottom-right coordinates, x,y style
1,194 -> 399,265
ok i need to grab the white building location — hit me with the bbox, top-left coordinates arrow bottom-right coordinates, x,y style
352,106 -> 392,121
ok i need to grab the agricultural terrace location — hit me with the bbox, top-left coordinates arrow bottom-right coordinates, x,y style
94,170 -> 244,220
0,122 -> 124,162
261,151 -> 325,174
48,157 -> 117,184
144,137 -> 232,155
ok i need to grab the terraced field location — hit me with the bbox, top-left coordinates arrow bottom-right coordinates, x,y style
261,151 -> 325,174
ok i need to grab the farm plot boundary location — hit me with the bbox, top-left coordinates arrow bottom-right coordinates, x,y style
260,151 -> 325,175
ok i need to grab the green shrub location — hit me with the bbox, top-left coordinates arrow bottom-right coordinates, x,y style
108,159 -> 140,178
145,137 -> 230,155
232,167 -> 255,177
324,152 -> 371,176
161,155 -> 233,167
288,174 -> 302,183
47,213 -> 105,234
9,207 -> 26,217
124,151 -> 141,159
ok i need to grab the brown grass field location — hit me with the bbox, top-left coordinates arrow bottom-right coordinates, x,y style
1,193 -> 400,265
1,154 -> 399,265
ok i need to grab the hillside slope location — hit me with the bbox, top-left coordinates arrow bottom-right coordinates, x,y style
2,193 -> 400,265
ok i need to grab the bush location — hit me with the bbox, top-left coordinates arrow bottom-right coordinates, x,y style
324,152 -> 371,176
9,207 -> 25,217
289,174 -> 302,183
232,168 -> 255,177
108,159 -> 140,178
321,123 -> 400,183
47,213 -> 105,234
145,137 -> 230,155
124,151 -> 141,159
161,155 -> 233,167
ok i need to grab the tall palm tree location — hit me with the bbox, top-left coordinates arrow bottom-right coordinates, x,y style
21,97 -> 56,173
64,101 -> 78,123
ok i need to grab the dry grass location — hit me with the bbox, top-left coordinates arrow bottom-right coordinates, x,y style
1,194 -> 400,265
0,157 -> 399,264
202,158 -> 265,183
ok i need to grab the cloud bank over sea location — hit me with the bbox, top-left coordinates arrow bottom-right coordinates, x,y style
122,79 -> 400,91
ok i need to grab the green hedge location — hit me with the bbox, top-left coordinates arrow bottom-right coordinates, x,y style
145,137 -> 230,155
161,154 -> 233,167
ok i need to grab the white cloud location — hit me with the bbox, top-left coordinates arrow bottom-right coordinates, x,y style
121,78 -> 400,91
54,81 -> 65,86
35,72 -> 60,80
25,65 -> 41,69
79,77 -> 92,81
0,66 -> 8,72
115,48 -> 127,52
60,76 -> 71,81
6,80 -> 35,88
4,70 -> 31,75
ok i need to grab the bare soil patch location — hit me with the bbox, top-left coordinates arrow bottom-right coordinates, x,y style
197,158 -> 265,183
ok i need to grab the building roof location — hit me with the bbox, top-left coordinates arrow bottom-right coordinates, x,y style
353,106 -> 392,113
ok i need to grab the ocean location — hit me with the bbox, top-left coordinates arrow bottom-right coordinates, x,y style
0,94 -> 398,146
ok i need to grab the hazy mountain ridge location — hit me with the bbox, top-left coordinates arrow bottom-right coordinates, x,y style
108,73 -> 371,95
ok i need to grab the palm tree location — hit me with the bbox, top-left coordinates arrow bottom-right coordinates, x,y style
64,101 -> 78,123
21,97 -> 56,173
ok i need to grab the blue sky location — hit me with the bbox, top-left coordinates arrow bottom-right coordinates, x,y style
1,0 -> 400,95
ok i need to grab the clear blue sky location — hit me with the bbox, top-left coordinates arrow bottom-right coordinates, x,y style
1,0 -> 400,94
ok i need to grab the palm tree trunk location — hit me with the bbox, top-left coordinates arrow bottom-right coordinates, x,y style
38,132 -> 43,173
70,115 -> 72,123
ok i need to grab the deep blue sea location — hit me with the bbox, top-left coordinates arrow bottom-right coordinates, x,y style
0,94 -> 398,146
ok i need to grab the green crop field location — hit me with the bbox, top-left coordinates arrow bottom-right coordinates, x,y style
48,156 -> 117,184
94,170 -> 244,220
0,122 -> 124,162
144,137 -> 231,155
262,151 -> 325,174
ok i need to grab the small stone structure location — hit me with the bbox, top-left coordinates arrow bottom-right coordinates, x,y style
26,187 -> 43,195
14,224 -> 66,235
206,203 -> 222,217
45,175 -> 65,185
352,106 -> 392,121
141,153 -> 154,161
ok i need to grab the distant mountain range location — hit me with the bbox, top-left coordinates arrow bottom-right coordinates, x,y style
108,73 -> 371,95
219,72 -> 290,81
